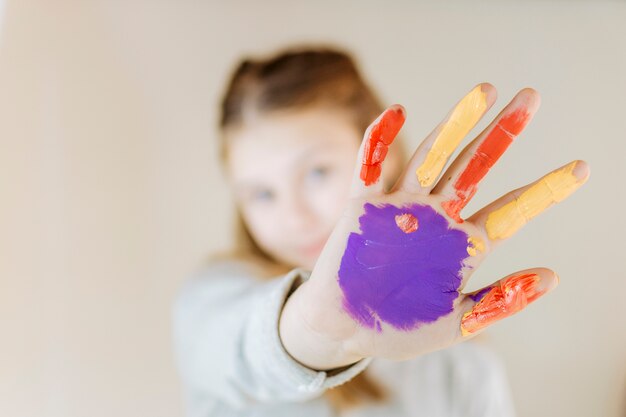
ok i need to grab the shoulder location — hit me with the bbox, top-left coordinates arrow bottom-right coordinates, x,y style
192,257 -> 262,281
180,257 -> 263,292
172,258 -> 262,314
172,255 -> 304,317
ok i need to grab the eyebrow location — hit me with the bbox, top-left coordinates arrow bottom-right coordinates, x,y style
292,142 -> 332,166
234,142 -> 335,192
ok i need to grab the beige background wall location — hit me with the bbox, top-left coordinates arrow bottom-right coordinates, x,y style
1,1 -> 624,416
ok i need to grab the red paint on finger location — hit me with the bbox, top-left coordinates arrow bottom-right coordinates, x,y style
360,107 -> 405,186
360,164 -> 382,186
441,108 -> 530,222
460,272 -> 547,335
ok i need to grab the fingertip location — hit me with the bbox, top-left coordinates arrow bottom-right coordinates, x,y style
573,159 -> 591,182
546,273 -> 559,292
533,89 -> 542,109
479,82 -> 496,90
479,82 -> 498,105
516,87 -> 542,114
520,86 -> 540,96
389,104 -> 406,118
533,267 -> 559,292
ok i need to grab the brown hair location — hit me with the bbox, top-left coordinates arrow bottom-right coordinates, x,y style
214,45 -> 407,412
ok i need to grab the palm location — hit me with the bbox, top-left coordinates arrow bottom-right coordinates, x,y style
300,84 -> 589,363
339,193 -> 483,329
316,192 -> 485,358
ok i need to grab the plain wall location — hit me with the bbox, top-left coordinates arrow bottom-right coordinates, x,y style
0,1 -> 624,416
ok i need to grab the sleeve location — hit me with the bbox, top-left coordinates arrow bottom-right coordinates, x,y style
171,260 -> 372,413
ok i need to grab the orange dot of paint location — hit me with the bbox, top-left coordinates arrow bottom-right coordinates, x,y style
395,213 -> 419,233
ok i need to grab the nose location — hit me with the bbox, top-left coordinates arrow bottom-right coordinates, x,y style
280,191 -> 319,234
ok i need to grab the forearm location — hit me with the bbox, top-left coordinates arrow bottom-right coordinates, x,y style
278,279 -> 364,371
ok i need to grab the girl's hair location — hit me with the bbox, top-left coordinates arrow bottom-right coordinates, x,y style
214,45 -> 406,412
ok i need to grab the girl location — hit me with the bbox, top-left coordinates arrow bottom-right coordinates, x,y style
172,46 -> 590,416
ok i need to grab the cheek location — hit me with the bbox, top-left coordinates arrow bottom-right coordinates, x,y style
240,206 -> 283,251
308,170 -> 352,224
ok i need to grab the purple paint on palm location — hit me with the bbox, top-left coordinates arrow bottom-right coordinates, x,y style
338,202 -> 470,331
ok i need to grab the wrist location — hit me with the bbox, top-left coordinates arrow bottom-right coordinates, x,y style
278,280 -> 363,371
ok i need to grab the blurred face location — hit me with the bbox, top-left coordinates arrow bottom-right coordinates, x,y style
226,107 -> 362,270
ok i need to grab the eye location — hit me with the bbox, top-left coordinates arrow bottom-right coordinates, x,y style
251,189 -> 274,202
308,165 -> 331,180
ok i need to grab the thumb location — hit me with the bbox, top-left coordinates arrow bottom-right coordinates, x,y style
458,268 -> 559,337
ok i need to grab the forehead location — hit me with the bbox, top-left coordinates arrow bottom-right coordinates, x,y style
226,107 -> 361,181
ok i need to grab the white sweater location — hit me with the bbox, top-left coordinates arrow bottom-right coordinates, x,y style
172,259 -> 517,417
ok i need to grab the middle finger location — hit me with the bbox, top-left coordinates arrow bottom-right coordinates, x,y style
432,88 -> 542,223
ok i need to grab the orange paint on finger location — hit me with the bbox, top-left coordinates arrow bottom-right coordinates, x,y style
395,213 -> 419,233
460,272 -> 547,336
360,107 -> 406,186
442,108 -> 530,223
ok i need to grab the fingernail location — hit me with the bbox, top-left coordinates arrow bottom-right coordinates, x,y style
572,160 -> 590,182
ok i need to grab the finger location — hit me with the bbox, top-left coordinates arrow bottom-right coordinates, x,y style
433,88 -> 541,223
349,104 -> 406,198
457,267 -> 558,337
391,83 -> 497,195
466,160 -> 590,245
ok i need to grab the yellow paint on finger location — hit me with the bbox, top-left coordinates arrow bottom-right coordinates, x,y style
467,236 -> 485,256
485,161 -> 583,240
416,86 -> 488,187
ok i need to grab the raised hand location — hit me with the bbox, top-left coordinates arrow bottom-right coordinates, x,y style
279,84 -> 590,370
